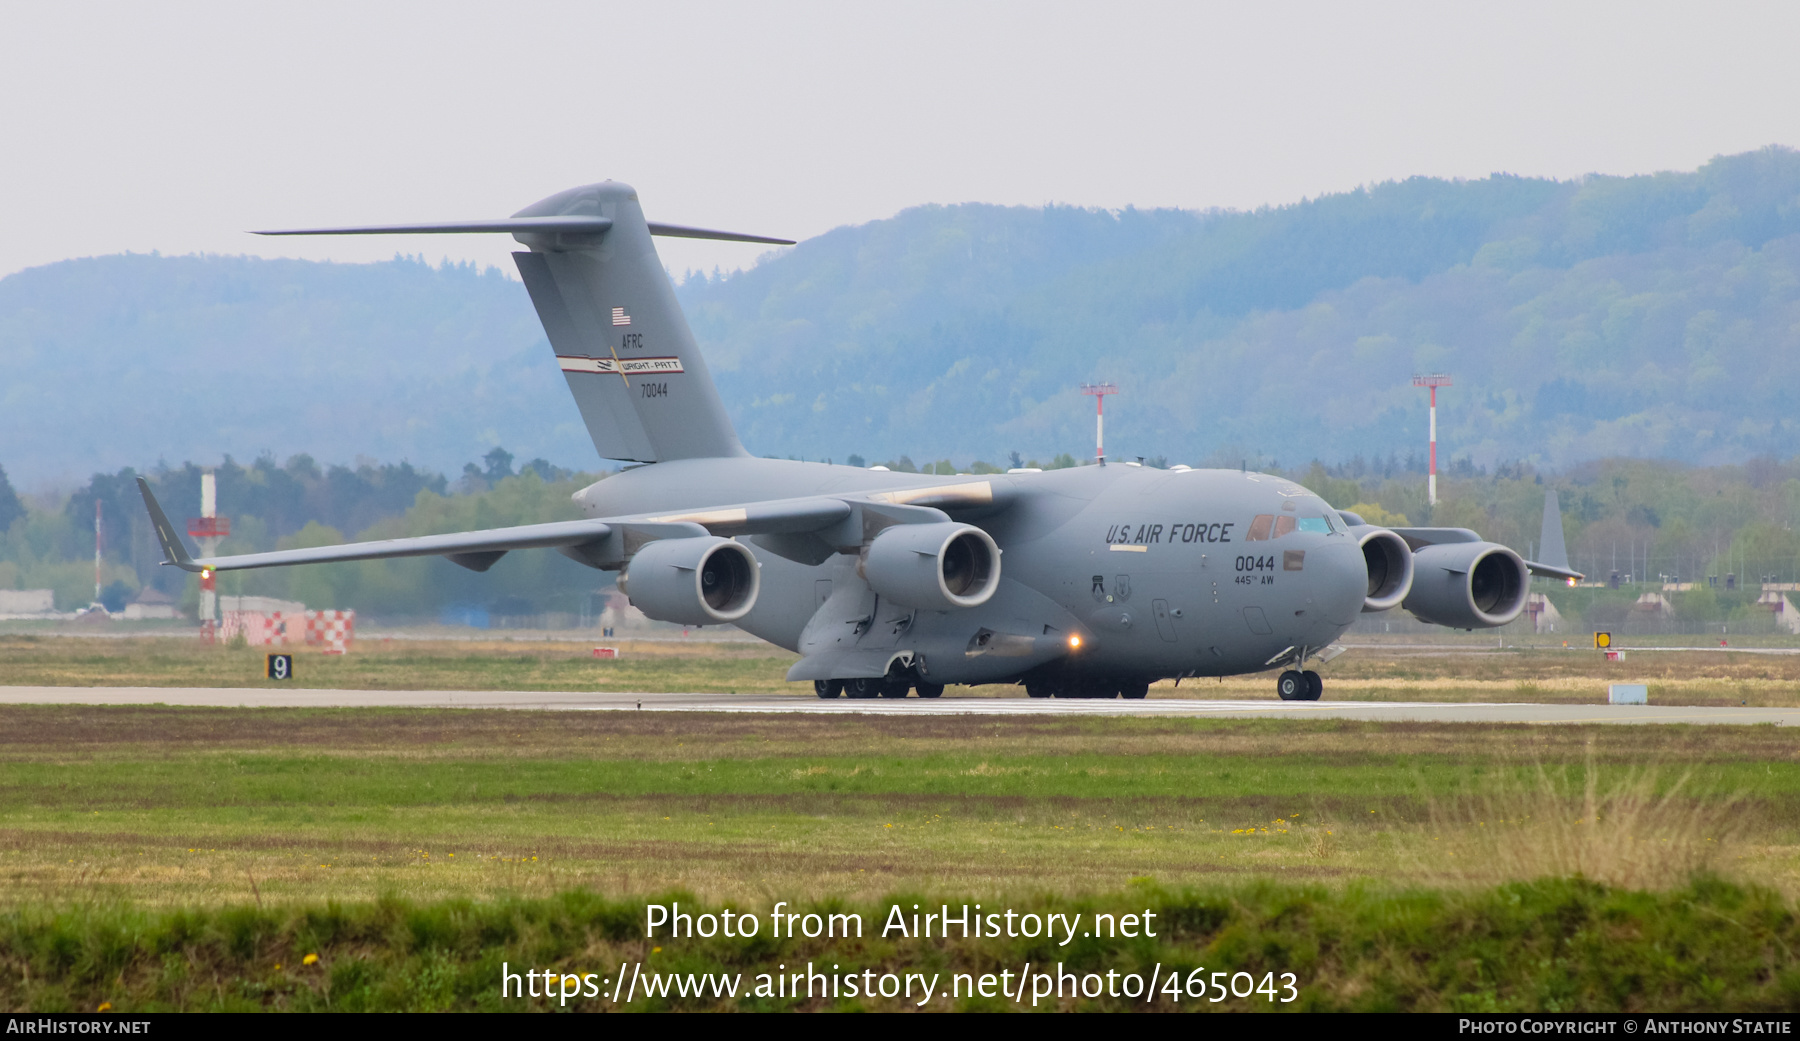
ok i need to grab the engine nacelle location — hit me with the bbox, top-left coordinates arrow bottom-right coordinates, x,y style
1402,541 -> 1529,629
1349,525 -> 1414,612
862,522 -> 1000,611
619,536 -> 759,625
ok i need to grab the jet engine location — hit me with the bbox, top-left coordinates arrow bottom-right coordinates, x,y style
1349,525 -> 1415,612
619,536 -> 760,625
1402,541 -> 1529,629
862,522 -> 1001,611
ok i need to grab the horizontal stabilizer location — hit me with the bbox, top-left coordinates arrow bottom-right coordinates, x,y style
253,216 -> 615,237
645,222 -> 795,245
253,217 -> 794,244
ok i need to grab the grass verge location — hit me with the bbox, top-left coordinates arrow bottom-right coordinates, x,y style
0,708 -> 1794,906
4,878 -> 1798,1011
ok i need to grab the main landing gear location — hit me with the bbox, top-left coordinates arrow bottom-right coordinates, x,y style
1276,670 -> 1323,701
815,678 -> 945,699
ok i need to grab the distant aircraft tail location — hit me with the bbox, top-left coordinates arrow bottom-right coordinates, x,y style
255,181 -> 792,464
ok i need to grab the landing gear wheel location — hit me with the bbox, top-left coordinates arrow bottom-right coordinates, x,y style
915,682 -> 945,698
814,679 -> 845,700
879,680 -> 911,698
845,677 -> 883,699
1026,682 -> 1052,699
1302,670 -> 1323,701
1276,670 -> 1306,701
1121,680 -> 1149,700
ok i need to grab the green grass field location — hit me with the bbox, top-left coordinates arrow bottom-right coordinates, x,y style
2,636 -> 1798,1011
0,706 -> 1794,907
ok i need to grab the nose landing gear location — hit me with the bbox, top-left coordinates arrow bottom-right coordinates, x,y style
1276,670 -> 1323,701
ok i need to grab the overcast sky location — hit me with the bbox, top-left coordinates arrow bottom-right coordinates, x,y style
4,1 -> 1798,280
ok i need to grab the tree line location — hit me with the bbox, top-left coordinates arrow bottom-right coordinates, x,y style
4,450 -> 1798,626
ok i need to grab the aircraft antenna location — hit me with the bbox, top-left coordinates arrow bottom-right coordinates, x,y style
1081,383 -> 1118,465
1412,374 -> 1452,506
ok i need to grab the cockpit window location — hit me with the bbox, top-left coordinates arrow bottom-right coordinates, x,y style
1247,513 -> 1338,540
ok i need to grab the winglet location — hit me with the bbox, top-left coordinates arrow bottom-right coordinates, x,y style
1525,560 -> 1584,583
136,478 -> 202,572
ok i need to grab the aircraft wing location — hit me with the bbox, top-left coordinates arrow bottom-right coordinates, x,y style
137,478 -> 857,574
1385,525 -> 1583,581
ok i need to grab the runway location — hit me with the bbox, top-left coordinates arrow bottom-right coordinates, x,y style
0,686 -> 1789,725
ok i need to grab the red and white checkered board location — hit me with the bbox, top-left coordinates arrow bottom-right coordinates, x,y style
304,610 -> 355,653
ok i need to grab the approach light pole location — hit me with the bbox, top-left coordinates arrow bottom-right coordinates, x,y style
1081,383 -> 1117,465
187,470 -> 230,643
1412,374 -> 1452,506
93,500 -> 103,608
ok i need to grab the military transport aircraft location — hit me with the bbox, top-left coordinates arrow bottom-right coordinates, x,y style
137,181 -> 1582,701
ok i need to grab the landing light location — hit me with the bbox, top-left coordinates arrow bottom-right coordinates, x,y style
1567,577 -> 1577,587
1068,634 -> 1082,649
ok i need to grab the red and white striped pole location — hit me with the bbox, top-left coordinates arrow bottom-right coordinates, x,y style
187,470 -> 230,643
94,499 -> 103,606
1081,383 -> 1118,465
1412,374 -> 1452,507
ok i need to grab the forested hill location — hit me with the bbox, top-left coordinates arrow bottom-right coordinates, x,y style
0,254 -> 571,487
680,145 -> 1800,471
5,147 -> 1800,486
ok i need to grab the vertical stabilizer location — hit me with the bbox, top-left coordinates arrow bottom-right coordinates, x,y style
510,181 -> 748,463
1538,490 -> 1570,571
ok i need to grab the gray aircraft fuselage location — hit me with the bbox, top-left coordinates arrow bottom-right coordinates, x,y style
577,457 -> 1365,682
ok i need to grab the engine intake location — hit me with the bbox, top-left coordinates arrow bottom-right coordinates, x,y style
619,536 -> 759,625
1402,541 -> 1529,629
862,522 -> 1000,611
1349,525 -> 1414,612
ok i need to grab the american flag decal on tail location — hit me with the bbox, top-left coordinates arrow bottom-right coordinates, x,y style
611,307 -> 630,326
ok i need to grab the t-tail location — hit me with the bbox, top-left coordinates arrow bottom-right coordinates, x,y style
255,181 -> 792,463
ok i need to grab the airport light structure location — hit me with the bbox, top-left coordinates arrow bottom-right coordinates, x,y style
1081,382 -> 1118,465
187,470 -> 230,642
93,500 -> 103,608
1412,374 -> 1452,506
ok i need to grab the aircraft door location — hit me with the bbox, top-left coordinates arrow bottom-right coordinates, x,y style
1151,599 -> 1178,642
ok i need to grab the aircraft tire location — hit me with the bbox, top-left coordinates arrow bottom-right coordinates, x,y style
1276,670 -> 1307,700
879,680 -> 911,698
1121,680 -> 1149,700
1302,671 -> 1323,701
916,682 -> 945,698
845,677 -> 883,699
815,679 -> 845,699
1026,682 -> 1052,698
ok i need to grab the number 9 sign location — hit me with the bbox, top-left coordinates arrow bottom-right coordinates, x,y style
266,654 -> 293,681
